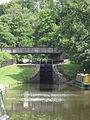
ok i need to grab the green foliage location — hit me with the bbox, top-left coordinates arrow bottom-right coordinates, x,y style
27,54 -> 32,59
13,54 -> 21,63
13,54 -> 32,63
0,51 -> 13,67
54,0 -> 90,67
34,9 -> 58,47
0,21 -> 15,47
0,51 -> 13,64
0,1 -> 35,47
58,62 -> 85,80
0,0 -> 89,68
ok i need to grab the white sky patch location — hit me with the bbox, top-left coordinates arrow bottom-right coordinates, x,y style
0,0 -> 11,4
53,0 -> 58,2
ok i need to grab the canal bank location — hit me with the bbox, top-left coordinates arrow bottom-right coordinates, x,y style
0,64 -> 36,90
56,62 -> 90,80
0,62 -> 89,91
0,62 -> 80,89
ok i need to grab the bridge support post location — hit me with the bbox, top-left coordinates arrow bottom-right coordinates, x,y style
48,53 -> 63,63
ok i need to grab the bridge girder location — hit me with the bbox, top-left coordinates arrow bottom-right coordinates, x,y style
0,47 -> 63,62
0,47 -> 62,54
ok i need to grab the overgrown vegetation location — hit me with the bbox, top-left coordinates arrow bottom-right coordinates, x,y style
0,65 -> 35,86
0,0 -> 89,68
58,61 -> 90,80
0,51 -> 13,65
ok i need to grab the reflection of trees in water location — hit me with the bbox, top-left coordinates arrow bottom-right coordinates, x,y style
5,84 -> 90,120
7,95 -> 90,120
54,83 -> 69,91
40,83 -> 69,91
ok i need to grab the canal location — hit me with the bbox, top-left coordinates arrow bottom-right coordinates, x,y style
4,84 -> 90,120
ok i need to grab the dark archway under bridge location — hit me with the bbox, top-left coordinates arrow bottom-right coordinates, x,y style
0,47 -> 63,62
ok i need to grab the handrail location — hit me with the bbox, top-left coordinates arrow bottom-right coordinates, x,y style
0,90 -> 8,120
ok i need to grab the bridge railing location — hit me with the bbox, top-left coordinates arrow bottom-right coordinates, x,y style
0,47 -> 61,54
0,90 -> 8,120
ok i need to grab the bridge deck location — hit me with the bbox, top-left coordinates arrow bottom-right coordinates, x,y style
0,47 -> 61,54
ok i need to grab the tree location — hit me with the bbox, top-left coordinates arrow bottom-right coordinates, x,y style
0,0 -> 89,68
34,8 -> 58,47
0,2 -> 34,47
0,21 -> 15,47
54,0 -> 90,67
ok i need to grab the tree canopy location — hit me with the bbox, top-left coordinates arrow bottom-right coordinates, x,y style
0,0 -> 89,67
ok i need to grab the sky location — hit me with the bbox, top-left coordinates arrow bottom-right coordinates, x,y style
0,0 -> 11,4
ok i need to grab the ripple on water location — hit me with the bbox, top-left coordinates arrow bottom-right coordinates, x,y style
6,93 -> 78,102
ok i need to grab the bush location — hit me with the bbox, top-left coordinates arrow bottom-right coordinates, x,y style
0,51 -> 13,64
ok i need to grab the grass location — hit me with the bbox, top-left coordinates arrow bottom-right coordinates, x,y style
0,64 -> 36,86
57,61 -> 85,80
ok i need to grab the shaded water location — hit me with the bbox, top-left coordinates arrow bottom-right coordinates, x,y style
4,84 -> 90,120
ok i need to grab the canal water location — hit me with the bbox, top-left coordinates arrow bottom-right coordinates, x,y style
4,84 -> 90,120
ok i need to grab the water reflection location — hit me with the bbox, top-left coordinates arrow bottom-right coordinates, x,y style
23,91 -> 29,108
4,84 -> 90,120
40,83 -> 69,92
40,84 -> 53,91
